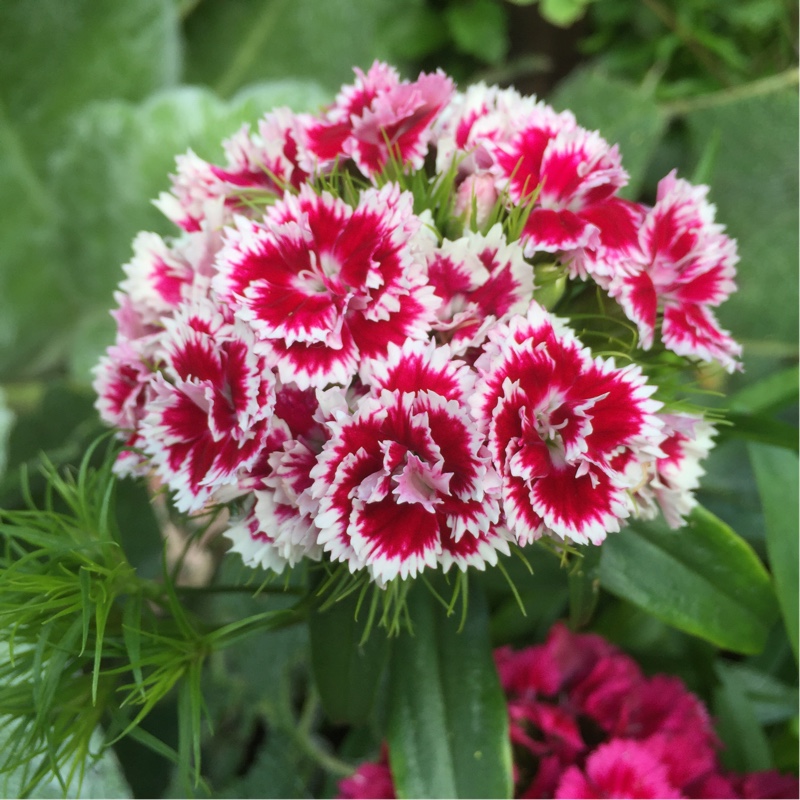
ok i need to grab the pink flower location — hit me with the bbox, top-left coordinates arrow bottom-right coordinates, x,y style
339,755 -> 395,800
472,303 -> 664,545
214,183 -> 439,389
139,302 -> 276,512
609,171 -> 741,371
304,61 -> 454,177
155,111 -> 311,232
555,739 -> 683,799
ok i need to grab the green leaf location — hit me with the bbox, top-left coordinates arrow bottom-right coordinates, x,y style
49,81 -> 330,384
720,662 -> 799,726
748,443 -> 799,662
599,506 -> 778,653
540,0 -> 593,27
730,365 -> 799,414
387,581 -> 512,799
308,587 -> 390,725
684,84 -> 799,379
0,0 -> 179,165
719,412 -> 799,451
713,660 -> 774,772
0,0 -> 181,379
444,0 -> 509,65
551,67 -> 666,197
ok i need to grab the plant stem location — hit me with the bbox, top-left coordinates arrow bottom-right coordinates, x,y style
663,67 -> 800,117
640,0 -> 732,88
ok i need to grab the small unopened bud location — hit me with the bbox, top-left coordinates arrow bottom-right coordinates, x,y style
455,173 -> 498,230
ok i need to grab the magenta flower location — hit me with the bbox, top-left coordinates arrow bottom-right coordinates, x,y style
555,739 -> 683,799
472,303 -> 664,545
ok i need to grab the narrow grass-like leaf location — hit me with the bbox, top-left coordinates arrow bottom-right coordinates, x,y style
122,593 -> 146,700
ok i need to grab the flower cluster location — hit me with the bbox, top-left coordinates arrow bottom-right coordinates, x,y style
94,61 -> 737,586
338,623 -> 799,800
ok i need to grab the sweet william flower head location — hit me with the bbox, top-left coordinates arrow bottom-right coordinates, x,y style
95,61 -> 737,601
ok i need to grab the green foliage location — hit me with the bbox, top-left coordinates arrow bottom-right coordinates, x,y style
387,581 -> 513,799
0,0 -> 797,795
599,506 -> 779,654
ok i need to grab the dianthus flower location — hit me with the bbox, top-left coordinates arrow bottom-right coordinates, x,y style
337,623 -> 800,800
95,61 -> 738,588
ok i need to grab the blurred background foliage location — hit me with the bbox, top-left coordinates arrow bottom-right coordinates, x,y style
0,0 -> 796,797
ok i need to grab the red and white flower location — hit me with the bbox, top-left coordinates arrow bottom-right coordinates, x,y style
311,377 -> 501,584
155,110 -> 311,232
139,302 -> 276,512
494,122 -> 638,257
472,303 -> 664,545
425,225 -> 535,355
214,183 -> 439,389
609,171 -> 741,370
304,61 -> 453,177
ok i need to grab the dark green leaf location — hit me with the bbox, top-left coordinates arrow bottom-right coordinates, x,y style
730,365 -> 799,415
309,587 -> 390,725
720,662 -> 799,726
713,661 -> 773,772
551,67 -> 666,197
719,412 -> 799,451
387,581 -> 512,799
599,506 -> 778,653
748,443 -> 799,662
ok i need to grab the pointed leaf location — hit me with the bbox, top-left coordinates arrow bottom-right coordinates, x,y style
387,581 -> 512,799
309,588 -> 390,725
599,506 -> 778,653
748,443 -> 799,662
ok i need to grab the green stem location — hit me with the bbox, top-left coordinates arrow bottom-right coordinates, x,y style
282,691 -> 354,778
214,0 -> 289,98
174,583 -> 304,596
663,68 -> 800,117
641,0 -> 732,88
